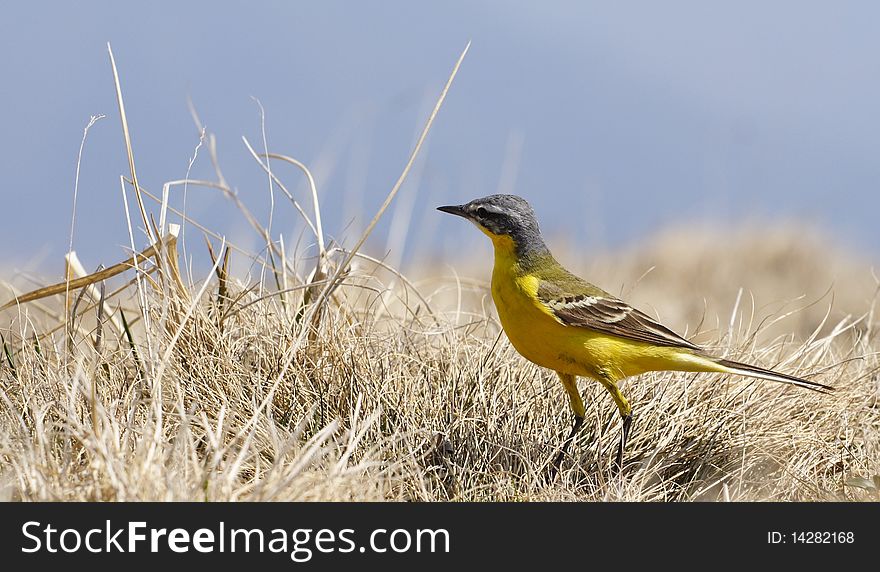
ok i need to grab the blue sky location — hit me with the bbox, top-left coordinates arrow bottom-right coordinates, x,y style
1,1 -> 878,273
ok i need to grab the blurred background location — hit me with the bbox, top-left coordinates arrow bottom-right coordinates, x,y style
1,1 -> 878,278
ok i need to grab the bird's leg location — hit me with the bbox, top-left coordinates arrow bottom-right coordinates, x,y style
615,413 -> 633,470
545,372 -> 586,481
597,376 -> 632,472
548,414 -> 584,480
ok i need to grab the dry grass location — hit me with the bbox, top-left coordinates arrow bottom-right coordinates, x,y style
1,46 -> 879,502
2,224 -> 878,501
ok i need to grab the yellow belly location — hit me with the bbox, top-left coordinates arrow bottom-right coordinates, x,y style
491,262 -> 695,382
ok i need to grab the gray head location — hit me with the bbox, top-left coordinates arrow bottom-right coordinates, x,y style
437,194 -> 548,256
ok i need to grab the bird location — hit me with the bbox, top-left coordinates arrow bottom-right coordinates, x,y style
437,194 -> 833,475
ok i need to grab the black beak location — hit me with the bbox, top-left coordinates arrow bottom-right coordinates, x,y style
437,204 -> 468,218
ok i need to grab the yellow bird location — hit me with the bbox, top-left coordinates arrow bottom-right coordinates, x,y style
438,194 -> 832,473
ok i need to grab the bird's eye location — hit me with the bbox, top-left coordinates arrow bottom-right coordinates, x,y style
476,207 -> 488,217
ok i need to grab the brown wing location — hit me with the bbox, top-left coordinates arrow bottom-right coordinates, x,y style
537,282 -> 701,350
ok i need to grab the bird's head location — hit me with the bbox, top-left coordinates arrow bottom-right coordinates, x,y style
437,194 -> 546,255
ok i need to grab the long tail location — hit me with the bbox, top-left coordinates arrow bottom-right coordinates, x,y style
711,357 -> 834,394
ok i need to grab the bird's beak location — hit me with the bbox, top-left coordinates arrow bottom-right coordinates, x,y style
437,204 -> 468,219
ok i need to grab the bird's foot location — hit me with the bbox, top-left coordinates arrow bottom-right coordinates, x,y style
543,414 -> 585,483
613,413 -> 633,474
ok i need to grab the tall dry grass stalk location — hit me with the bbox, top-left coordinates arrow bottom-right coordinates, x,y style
1,43 -> 878,502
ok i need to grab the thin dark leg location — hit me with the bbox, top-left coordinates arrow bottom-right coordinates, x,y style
546,414 -> 584,481
614,413 -> 633,470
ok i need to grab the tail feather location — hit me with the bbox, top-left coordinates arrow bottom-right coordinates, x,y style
712,357 -> 834,394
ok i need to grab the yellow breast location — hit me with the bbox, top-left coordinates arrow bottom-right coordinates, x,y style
488,235 -> 588,375
488,234 -> 690,381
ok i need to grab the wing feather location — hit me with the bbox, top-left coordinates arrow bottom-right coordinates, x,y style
538,282 -> 701,350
